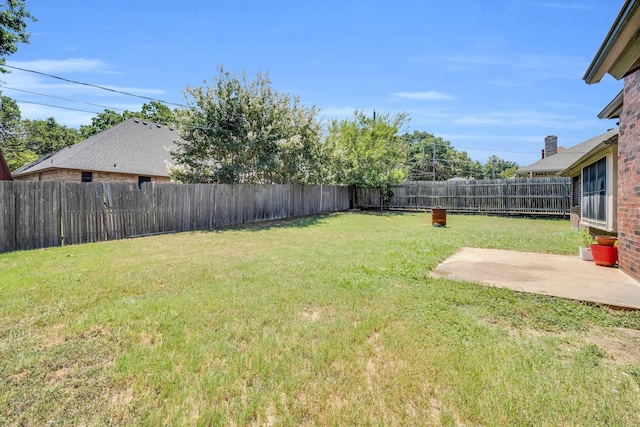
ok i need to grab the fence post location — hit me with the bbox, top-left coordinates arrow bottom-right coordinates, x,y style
505,180 -> 509,216
563,179 -> 569,219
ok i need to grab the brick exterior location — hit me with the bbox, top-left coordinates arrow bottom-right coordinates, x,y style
14,168 -> 171,184
617,70 -> 640,280
570,207 -> 581,229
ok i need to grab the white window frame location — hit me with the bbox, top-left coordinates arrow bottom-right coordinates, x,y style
580,153 -> 617,231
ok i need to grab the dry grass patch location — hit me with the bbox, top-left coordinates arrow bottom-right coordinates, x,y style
585,327 -> 640,365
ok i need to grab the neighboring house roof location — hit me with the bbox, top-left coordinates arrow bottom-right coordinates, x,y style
559,128 -> 619,177
13,118 -> 181,178
0,149 -> 13,180
584,0 -> 640,83
516,128 -> 619,176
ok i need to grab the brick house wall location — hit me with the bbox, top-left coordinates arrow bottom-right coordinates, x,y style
14,168 -> 171,184
570,207 -> 581,229
617,69 -> 640,280
569,175 -> 581,229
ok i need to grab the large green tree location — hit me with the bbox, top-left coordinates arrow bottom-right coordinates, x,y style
0,0 -> 36,73
481,155 -> 519,179
403,131 -> 483,181
0,94 -> 37,169
324,111 -> 408,188
0,98 -> 85,170
22,117 -> 82,156
170,66 -> 323,184
127,100 -> 176,125
79,109 -> 125,139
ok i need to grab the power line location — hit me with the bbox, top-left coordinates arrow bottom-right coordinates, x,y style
2,64 -> 190,109
2,86 -> 127,112
81,1 -> 217,58
11,98 -> 102,115
403,136 -> 538,154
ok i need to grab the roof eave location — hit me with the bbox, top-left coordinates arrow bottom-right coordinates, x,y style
584,0 -> 640,84
598,90 -> 624,119
559,137 -> 617,177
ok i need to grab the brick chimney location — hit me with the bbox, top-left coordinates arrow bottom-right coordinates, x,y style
545,135 -> 558,158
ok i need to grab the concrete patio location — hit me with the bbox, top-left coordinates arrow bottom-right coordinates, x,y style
430,247 -> 640,310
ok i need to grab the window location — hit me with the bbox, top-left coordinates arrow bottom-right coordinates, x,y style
81,171 -> 93,183
138,176 -> 151,188
582,157 -> 606,224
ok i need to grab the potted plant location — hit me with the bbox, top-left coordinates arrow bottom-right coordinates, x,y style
579,229 -> 594,261
591,235 -> 618,267
595,235 -> 617,246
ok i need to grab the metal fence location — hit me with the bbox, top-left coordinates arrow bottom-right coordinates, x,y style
0,181 -> 351,253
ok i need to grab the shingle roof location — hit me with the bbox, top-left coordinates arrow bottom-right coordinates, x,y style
515,128 -> 619,176
13,118 -> 181,178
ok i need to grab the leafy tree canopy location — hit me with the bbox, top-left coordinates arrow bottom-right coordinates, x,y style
0,0 -> 36,73
22,117 -> 83,156
79,109 -> 125,139
0,94 -> 37,169
79,102 -> 177,139
170,66 -> 324,184
324,111 -> 409,188
402,131 -> 520,181
403,131 -> 483,181
132,100 -> 176,125
481,154 -> 519,179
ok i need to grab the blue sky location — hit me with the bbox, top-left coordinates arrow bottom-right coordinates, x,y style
1,0 -> 624,166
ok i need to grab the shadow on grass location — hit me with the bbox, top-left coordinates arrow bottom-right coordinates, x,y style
202,212 -> 335,233
202,209 -> 421,234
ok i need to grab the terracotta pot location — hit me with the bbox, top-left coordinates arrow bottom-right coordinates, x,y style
590,244 -> 618,267
595,235 -> 617,246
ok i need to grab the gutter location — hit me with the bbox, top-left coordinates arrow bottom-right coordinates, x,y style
584,0 -> 639,84
598,90 -> 624,119
558,136 -> 618,177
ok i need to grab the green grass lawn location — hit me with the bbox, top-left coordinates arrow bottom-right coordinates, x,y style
2,212 -> 640,425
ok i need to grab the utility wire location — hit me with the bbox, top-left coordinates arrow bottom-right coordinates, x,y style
80,0 -> 217,58
2,64 -> 190,109
12,98 -> 102,115
3,86 -> 127,112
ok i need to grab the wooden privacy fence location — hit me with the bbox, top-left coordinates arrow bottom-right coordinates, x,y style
357,177 -> 571,215
0,181 -> 351,253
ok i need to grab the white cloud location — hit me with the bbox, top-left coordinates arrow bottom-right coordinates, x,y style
441,133 -> 544,144
441,53 -> 586,79
16,103 -> 97,128
393,91 -> 455,101
452,110 -> 594,129
1,57 -> 170,128
8,58 -> 110,73
2,62 -> 165,97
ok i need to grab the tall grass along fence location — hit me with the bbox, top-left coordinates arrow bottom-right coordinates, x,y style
358,177 -> 571,216
0,181 -> 350,253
